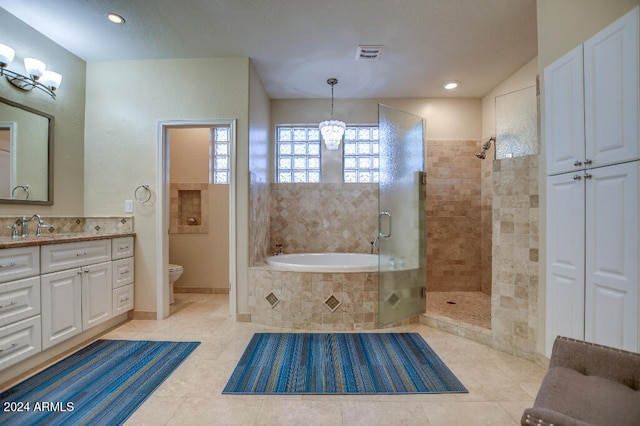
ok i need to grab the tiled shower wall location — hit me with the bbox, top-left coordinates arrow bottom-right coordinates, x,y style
480,146 -> 494,294
269,183 -> 378,254
426,140 -> 489,293
491,155 -> 539,359
250,172 -> 270,266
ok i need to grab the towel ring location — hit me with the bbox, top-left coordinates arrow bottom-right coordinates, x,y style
11,184 -> 30,200
134,184 -> 151,204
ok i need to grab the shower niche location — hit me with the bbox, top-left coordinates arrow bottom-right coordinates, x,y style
170,183 -> 209,234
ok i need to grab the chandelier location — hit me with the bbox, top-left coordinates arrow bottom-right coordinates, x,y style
319,78 -> 346,150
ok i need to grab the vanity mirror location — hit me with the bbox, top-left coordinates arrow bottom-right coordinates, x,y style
0,96 -> 53,205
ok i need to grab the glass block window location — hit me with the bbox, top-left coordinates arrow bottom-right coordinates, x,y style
276,126 -> 321,183
343,126 -> 379,183
212,127 -> 230,184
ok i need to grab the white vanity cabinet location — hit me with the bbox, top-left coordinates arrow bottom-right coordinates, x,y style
0,246 -> 42,371
40,267 -> 82,350
0,234 -> 134,371
41,240 -> 113,349
111,237 -> 134,315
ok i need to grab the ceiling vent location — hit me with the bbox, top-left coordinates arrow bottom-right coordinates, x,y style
356,45 -> 383,60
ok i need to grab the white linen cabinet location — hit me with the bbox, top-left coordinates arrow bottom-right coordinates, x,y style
545,6 -> 639,355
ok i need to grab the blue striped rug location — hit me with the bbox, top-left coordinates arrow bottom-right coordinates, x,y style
0,339 -> 199,425
223,333 -> 467,394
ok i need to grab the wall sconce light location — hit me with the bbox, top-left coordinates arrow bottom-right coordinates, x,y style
0,43 -> 62,100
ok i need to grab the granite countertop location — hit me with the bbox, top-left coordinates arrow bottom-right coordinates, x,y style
0,232 -> 136,249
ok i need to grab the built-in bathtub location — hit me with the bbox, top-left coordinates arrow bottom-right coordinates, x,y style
248,252 -> 419,330
266,253 -> 378,273
248,253 -> 378,330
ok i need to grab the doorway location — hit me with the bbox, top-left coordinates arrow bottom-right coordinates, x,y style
157,120 -> 237,320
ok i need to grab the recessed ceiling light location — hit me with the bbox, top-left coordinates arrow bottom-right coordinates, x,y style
443,81 -> 459,90
107,13 -> 125,24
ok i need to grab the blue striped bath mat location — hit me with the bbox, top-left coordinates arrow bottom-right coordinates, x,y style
223,333 -> 467,394
0,339 -> 199,425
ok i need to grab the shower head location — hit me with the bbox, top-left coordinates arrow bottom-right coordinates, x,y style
475,136 -> 495,160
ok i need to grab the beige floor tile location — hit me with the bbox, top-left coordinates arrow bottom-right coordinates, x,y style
255,400 -> 343,426
341,401 -> 432,425
499,400 -> 534,424
166,397 -> 263,426
421,401 -> 516,425
124,396 -> 182,426
95,293 -> 546,425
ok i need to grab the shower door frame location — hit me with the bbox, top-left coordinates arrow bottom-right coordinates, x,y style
377,104 -> 427,327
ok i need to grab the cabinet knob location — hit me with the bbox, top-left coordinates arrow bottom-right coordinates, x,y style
584,159 -> 593,165
0,262 -> 16,269
584,173 -> 593,179
574,160 -> 583,167
573,175 -> 582,181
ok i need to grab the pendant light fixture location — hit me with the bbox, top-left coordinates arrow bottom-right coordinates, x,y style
319,78 -> 346,150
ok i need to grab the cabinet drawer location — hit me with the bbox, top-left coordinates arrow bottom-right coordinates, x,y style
0,276 -> 40,327
0,315 -> 41,372
112,237 -> 134,260
112,258 -> 134,289
0,246 -> 40,284
41,239 -> 112,274
113,284 -> 134,315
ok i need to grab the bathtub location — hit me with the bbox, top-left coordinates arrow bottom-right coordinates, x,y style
266,253 -> 378,273
250,252 -> 419,330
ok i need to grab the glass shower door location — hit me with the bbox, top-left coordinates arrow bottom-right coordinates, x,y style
378,104 -> 426,327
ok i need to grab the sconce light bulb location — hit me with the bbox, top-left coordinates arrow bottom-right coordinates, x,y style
24,58 -> 46,80
40,70 -> 62,90
0,43 -> 15,67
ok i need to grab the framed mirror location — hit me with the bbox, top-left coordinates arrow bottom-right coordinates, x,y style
0,96 -> 53,205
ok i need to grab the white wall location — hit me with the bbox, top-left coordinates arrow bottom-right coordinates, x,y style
84,58 -> 250,314
482,57 -> 538,140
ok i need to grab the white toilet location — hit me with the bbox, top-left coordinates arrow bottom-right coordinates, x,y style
168,264 -> 184,304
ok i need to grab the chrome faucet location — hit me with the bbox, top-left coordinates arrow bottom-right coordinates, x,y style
19,214 -> 49,237
370,237 -> 379,254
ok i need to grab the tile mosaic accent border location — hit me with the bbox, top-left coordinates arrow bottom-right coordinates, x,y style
0,216 -> 134,238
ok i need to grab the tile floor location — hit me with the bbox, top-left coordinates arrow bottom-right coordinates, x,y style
426,291 -> 492,329
100,293 -> 545,425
